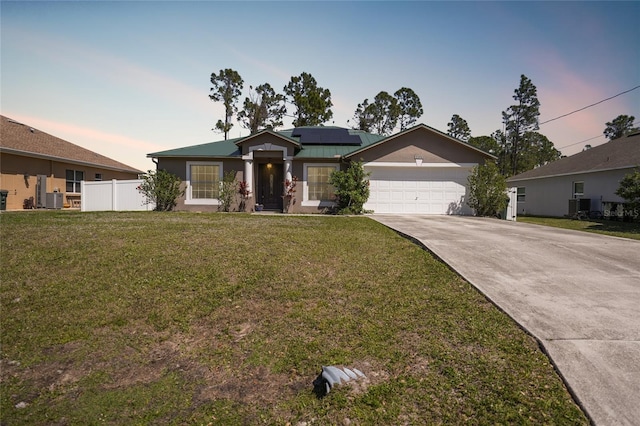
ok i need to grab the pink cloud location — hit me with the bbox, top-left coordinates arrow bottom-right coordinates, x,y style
525,48 -> 637,154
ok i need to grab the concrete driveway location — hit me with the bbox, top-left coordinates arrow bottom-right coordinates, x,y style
371,215 -> 640,426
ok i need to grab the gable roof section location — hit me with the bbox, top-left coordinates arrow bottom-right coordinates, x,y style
234,128 -> 301,148
344,123 -> 496,160
0,115 -> 142,173
508,132 -> 640,182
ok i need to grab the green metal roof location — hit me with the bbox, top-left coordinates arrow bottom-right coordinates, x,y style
148,137 -> 242,158
148,127 -> 386,159
147,125 -> 493,161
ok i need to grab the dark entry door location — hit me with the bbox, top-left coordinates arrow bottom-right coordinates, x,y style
258,163 -> 283,210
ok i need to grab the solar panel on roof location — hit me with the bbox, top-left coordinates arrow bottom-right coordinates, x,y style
292,128 -> 361,145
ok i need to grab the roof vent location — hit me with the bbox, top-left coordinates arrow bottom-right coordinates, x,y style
29,128 -> 35,133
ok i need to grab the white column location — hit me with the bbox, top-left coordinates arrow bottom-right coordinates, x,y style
284,156 -> 293,183
243,153 -> 253,197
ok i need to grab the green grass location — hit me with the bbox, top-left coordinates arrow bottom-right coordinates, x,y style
518,215 -> 640,240
1,211 -> 588,425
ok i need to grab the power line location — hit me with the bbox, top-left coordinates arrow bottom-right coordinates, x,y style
540,85 -> 640,125
557,134 -> 604,150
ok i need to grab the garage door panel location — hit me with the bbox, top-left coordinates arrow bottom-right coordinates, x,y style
364,166 -> 472,215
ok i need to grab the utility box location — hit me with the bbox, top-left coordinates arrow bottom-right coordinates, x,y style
46,192 -> 63,209
36,175 -> 47,208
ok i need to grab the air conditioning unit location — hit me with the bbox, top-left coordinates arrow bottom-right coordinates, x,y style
46,192 -> 63,209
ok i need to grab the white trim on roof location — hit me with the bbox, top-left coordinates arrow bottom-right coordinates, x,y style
236,129 -> 301,147
363,162 -> 477,168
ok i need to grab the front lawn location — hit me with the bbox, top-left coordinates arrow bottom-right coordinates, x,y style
517,216 -> 640,240
0,212 -> 588,424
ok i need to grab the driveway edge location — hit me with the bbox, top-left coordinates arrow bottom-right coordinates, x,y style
384,225 -> 596,425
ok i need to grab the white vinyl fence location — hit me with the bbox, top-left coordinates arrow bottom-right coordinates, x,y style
81,179 -> 155,212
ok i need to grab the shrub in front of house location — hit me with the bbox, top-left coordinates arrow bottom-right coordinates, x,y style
138,169 -> 185,211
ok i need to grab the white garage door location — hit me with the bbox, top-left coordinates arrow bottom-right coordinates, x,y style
364,166 -> 472,214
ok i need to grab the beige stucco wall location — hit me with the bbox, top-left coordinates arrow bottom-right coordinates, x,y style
157,158 -> 247,212
0,153 -> 139,210
512,168 -> 631,217
353,127 -> 490,164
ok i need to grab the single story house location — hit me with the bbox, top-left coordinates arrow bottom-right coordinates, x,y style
0,115 -> 142,210
507,132 -> 640,218
147,124 -> 495,214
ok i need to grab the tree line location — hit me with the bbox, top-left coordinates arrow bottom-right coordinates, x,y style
210,68 -> 637,180
209,69 -> 424,140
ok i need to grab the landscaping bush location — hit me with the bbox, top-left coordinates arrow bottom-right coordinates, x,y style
329,161 -> 370,214
138,169 -> 184,211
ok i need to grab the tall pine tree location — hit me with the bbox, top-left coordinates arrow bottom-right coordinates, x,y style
237,83 -> 286,134
447,114 -> 471,141
501,74 -> 540,176
283,72 -> 333,127
209,69 -> 244,140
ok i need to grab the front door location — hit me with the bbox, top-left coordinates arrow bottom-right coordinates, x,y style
258,163 -> 283,210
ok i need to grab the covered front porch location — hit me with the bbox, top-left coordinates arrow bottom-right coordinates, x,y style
242,143 -> 293,212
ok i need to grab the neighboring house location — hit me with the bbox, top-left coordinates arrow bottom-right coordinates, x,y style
148,124 -> 494,214
0,115 -> 142,210
507,132 -> 640,218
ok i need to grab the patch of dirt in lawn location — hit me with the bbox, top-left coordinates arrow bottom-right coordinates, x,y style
3,318 -> 392,413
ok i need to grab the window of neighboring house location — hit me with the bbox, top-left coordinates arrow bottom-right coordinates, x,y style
95,173 -> 103,181
186,161 -> 222,204
303,164 -> 339,206
66,169 -> 84,193
517,187 -> 526,202
573,181 -> 584,198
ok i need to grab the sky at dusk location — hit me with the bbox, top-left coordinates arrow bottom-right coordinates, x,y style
2,1 -> 639,173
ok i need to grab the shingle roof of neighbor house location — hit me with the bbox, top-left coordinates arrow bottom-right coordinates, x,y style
508,132 -> 640,182
0,115 -> 142,173
147,124 -> 493,160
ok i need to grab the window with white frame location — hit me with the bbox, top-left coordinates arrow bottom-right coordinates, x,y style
573,181 -> 584,198
95,173 -> 103,181
186,162 -> 222,204
516,187 -> 525,202
303,164 -> 339,206
66,169 -> 84,193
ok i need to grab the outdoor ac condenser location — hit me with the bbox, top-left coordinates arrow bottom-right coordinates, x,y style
46,192 -> 63,209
